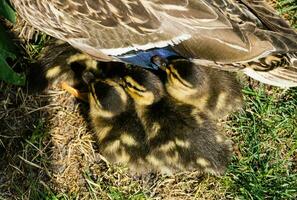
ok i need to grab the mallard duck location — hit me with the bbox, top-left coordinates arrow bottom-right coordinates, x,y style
11,0 -> 297,87
119,67 -> 232,175
152,56 -> 243,119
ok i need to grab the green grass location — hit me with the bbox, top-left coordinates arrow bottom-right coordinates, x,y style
220,2 -> 297,198
83,172 -> 148,200
222,86 -> 297,199
12,120 -> 53,199
277,0 -> 297,28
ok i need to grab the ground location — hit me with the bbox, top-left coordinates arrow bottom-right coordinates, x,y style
0,1 -> 296,199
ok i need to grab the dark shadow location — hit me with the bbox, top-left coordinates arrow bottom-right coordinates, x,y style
0,19 -> 52,198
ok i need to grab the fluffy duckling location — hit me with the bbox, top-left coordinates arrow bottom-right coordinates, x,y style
29,39 -> 127,101
83,71 -> 150,172
152,56 -> 243,119
28,39 -> 97,93
119,67 -> 232,175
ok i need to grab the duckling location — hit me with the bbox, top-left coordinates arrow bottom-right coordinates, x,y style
152,56 -> 243,119
28,40 -> 91,91
28,39 -> 128,101
83,71 -> 150,173
119,67 -> 232,175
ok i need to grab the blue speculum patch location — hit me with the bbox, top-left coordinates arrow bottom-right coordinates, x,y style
116,46 -> 181,70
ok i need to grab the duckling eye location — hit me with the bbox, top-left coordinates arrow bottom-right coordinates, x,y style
125,81 -> 143,92
125,81 -> 133,88
171,70 -> 178,78
170,70 -> 181,80
123,76 -> 147,92
168,66 -> 194,88
90,84 -> 102,108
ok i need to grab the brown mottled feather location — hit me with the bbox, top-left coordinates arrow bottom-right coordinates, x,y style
11,0 -> 297,87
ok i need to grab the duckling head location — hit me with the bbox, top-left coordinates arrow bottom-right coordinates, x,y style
83,71 -> 129,118
120,68 -> 164,106
153,56 -> 208,101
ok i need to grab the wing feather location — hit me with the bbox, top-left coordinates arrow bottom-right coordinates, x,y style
11,0 -> 297,87
239,0 -> 296,34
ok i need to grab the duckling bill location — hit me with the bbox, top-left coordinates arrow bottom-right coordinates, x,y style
28,39 -> 127,102
27,39 -> 99,96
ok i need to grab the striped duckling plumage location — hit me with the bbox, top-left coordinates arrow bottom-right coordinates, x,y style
83,71 -> 151,173
28,39 -> 97,94
152,56 -> 243,119
28,41 -> 236,175
116,67 -> 232,175
11,0 -> 297,88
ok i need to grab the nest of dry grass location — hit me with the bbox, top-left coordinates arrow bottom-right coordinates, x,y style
1,79 -> 230,199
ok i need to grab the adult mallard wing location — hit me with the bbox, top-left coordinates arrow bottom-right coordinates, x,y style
239,0 -> 296,34
11,0 -> 297,87
12,0 -> 236,57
